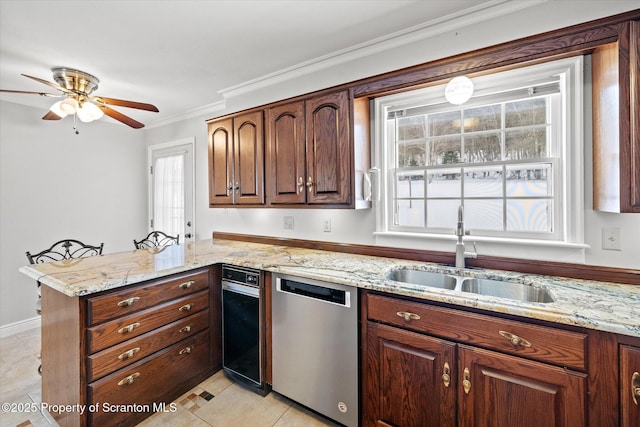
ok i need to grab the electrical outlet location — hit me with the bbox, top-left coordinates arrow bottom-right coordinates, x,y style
283,216 -> 294,230
602,227 -> 621,251
323,218 -> 331,232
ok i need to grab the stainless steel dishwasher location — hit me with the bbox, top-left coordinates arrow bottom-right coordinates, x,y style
271,273 -> 358,427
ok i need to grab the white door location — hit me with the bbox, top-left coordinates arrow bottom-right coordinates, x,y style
148,138 -> 195,243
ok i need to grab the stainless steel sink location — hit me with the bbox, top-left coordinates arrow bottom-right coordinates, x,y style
384,268 -> 554,303
461,278 -> 554,303
385,269 -> 458,290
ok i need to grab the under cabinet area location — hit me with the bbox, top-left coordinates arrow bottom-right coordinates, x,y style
362,291 -> 588,427
41,267 -> 218,427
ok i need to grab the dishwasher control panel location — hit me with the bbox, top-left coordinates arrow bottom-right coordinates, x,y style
222,265 -> 260,287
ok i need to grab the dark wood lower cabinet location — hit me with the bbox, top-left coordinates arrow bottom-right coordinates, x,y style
362,291 -> 588,427
620,345 -> 640,427
41,267 -> 219,427
458,345 -> 585,427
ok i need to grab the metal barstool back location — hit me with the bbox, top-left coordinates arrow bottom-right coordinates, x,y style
133,231 -> 179,249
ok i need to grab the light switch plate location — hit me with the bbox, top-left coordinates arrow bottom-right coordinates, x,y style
283,216 -> 294,230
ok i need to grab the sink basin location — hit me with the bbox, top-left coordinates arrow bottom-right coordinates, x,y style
461,278 -> 554,303
385,269 -> 458,290
384,268 -> 554,303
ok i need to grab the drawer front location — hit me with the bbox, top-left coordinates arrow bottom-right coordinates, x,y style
88,330 -> 210,427
367,293 -> 587,370
87,309 -> 209,382
87,268 -> 209,326
87,290 -> 209,353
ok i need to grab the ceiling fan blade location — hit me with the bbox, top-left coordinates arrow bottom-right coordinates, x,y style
100,105 -> 145,129
94,96 -> 159,112
42,110 -> 63,120
21,74 -> 73,94
0,89 -> 60,97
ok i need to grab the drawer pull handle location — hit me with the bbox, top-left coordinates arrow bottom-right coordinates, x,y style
179,280 -> 195,289
117,372 -> 140,386
633,372 -> 640,405
117,322 -> 140,334
396,311 -> 420,321
179,345 -> 194,355
463,367 -> 471,394
179,303 -> 194,312
117,297 -> 140,307
442,362 -> 451,388
117,347 -> 140,361
499,330 -> 532,348
179,325 -> 192,333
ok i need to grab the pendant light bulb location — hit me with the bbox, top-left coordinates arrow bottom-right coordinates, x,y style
445,76 -> 474,105
49,100 -> 68,118
60,97 -> 79,115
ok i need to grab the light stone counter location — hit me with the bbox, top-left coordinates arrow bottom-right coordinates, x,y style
19,238 -> 640,337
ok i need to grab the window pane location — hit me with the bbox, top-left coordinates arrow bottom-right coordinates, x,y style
506,164 -> 552,197
427,199 -> 460,229
426,168 -> 461,197
464,132 -> 501,162
507,199 -> 551,232
463,104 -> 501,132
397,199 -> 425,227
397,116 -> 425,140
397,140 -> 426,167
464,166 -> 503,197
396,172 -> 425,198
428,110 -> 461,136
429,137 -> 461,165
505,128 -> 548,159
465,199 -> 503,231
505,98 -> 547,128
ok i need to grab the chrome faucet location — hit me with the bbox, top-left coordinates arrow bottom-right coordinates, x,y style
455,205 -> 477,268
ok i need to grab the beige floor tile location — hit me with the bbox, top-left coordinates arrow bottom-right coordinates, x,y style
194,383 -> 290,427
274,402 -> 340,427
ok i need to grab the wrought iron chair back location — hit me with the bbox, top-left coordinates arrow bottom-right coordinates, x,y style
133,231 -> 180,249
26,239 -> 104,264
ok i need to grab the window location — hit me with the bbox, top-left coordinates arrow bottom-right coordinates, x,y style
373,57 -> 584,246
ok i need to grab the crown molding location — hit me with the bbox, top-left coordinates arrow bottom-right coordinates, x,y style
145,100 -> 226,129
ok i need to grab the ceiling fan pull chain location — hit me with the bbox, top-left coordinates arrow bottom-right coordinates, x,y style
73,112 -> 79,135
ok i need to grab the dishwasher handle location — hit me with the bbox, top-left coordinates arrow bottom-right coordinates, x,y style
277,278 -> 351,307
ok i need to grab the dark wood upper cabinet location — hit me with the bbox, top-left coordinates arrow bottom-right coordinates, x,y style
593,20 -> 640,213
305,91 -> 351,205
208,111 -> 264,206
208,118 -> 234,205
266,101 -> 307,204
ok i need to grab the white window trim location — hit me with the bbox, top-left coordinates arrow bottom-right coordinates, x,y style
371,57 -> 588,259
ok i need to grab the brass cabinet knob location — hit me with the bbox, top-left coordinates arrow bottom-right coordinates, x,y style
117,297 -> 140,307
179,303 -> 193,312
396,311 -> 420,321
117,347 -> 140,361
179,325 -> 192,333
117,322 -> 140,334
499,330 -> 532,348
117,372 -> 140,386
463,367 -> 471,394
442,362 -> 451,388
178,281 -> 194,289
632,372 -> 640,405
179,345 -> 194,355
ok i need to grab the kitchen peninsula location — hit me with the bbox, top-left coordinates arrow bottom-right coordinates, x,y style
20,236 -> 640,426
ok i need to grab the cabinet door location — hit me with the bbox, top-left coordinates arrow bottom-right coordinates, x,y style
266,101 -> 306,204
458,345 -> 586,427
305,91 -> 351,204
233,111 -> 264,204
365,321 -> 457,427
620,345 -> 640,427
208,118 -> 234,205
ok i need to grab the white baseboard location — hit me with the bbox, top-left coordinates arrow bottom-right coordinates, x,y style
0,316 -> 40,338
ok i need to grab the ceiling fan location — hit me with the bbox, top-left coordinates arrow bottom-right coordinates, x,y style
0,67 -> 159,130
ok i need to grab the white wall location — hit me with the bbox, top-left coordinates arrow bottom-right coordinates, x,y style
0,101 -> 148,328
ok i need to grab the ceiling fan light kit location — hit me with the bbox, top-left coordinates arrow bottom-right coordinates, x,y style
1,66 -> 158,131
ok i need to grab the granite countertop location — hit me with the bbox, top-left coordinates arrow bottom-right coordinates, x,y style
19,238 -> 640,338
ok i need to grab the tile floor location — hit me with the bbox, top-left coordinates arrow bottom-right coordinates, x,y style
0,327 -> 339,427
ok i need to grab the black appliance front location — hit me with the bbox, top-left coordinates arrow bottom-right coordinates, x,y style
221,265 -> 267,394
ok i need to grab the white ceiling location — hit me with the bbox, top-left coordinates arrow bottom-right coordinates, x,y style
0,0 -> 524,128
